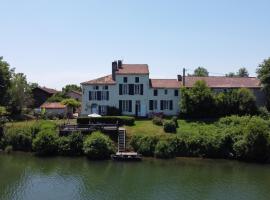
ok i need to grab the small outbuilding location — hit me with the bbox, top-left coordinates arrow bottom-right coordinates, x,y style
40,102 -> 71,117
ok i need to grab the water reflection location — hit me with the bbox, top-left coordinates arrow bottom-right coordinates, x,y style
0,153 -> 269,200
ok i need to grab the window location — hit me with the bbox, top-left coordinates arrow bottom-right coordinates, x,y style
174,90 -> 178,96
93,85 -> 99,90
103,85 -> 108,90
160,100 -> 173,110
123,77 -> 128,83
99,105 -> 107,115
123,84 -> 128,95
135,84 -> 140,95
119,100 -> 132,112
164,89 -> 168,95
149,100 -> 158,110
89,91 -> 109,101
135,77 -> 139,83
154,89 -> 158,96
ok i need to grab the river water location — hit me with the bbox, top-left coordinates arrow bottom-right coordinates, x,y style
0,153 -> 269,200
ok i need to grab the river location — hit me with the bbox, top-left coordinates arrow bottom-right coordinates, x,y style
0,153 -> 269,200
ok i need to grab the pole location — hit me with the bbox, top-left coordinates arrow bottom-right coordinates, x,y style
183,68 -> 186,86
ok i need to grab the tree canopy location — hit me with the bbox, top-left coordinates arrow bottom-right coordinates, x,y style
257,57 -> 270,108
62,84 -> 81,94
237,67 -> 249,77
0,57 -> 13,106
193,67 -> 209,77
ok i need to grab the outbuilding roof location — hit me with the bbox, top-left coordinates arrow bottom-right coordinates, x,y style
40,102 -> 66,109
184,76 -> 261,88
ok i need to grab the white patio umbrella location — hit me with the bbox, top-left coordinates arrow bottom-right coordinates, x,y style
88,113 -> 101,118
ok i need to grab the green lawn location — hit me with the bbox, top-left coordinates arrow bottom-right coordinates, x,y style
125,119 -> 219,137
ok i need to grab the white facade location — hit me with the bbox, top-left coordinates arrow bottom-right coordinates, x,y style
81,63 -> 180,116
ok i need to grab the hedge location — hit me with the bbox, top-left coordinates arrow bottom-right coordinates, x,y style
77,116 -> 135,126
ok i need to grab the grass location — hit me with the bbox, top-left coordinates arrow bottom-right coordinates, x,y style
125,119 -> 219,138
5,119 -> 76,128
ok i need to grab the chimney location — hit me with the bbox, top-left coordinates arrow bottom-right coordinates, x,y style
118,60 -> 122,68
177,75 -> 182,82
112,61 -> 117,81
183,68 -> 186,86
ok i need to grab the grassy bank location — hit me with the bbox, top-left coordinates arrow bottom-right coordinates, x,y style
1,116 -> 270,163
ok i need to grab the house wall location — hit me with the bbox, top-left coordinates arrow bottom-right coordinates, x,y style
81,73 -> 180,116
45,108 -> 67,116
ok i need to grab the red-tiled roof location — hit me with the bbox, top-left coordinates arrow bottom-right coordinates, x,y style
184,76 -> 261,88
150,79 -> 181,89
116,64 -> 149,75
81,75 -> 116,85
68,90 -> 82,95
38,87 -> 58,94
40,102 -> 66,109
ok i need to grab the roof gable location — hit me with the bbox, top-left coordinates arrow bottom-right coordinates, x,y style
81,75 -> 116,85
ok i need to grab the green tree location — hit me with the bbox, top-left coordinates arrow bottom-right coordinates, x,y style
180,80 -> 215,117
226,72 -> 236,77
61,98 -> 81,109
257,57 -> 270,108
62,84 -> 81,94
9,73 -> 33,115
193,67 -> 209,77
0,57 -> 13,106
237,67 -> 249,77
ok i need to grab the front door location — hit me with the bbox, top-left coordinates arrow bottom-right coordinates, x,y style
135,100 -> 141,116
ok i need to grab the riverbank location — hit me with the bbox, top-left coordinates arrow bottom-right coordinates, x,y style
0,153 -> 270,200
1,115 -> 270,163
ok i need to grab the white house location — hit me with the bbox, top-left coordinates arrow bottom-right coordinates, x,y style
81,61 -> 181,116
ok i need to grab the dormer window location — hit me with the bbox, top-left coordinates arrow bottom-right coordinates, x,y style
135,77 -> 139,83
93,85 -> 99,90
123,77 -> 128,83
164,89 -> 168,95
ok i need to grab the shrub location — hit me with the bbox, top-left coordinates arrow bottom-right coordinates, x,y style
152,116 -> 163,126
234,117 -> 270,162
4,145 -> 13,154
130,135 -> 158,156
58,132 -> 83,156
3,127 -> 32,151
32,129 -> 59,156
163,120 -> 176,133
107,106 -> 121,116
258,106 -> 270,120
83,131 -> 115,159
77,116 -> 135,126
155,139 -> 176,158
172,116 -> 179,128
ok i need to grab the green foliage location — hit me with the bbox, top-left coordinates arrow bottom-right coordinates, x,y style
61,98 -> 81,109
155,139 -> 176,158
8,73 -> 33,115
3,126 -> 32,151
237,68 -> 249,77
58,132 -> 83,156
83,131 -> 115,159
62,84 -> 81,94
258,106 -> 270,120
46,92 -> 67,102
152,116 -> 163,126
233,117 -> 270,162
257,57 -> 270,108
193,67 -> 209,77
171,116 -> 179,128
0,56 -> 12,106
32,129 -> 59,156
4,145 -> 13,153
130,135 -> 159,156
77,116 -> 135,126
163,120 -> 176,133
180,80 -> 216,117
180,80 -> 257,117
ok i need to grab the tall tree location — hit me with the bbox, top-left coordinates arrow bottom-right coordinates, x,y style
9,73 -> 33,115
226,72 -> 236,77
62,84 -> 81,94
257,57 -> 270,108
0,57 -> 13,106
193,67 -> 209,77
237,67 -> 249,77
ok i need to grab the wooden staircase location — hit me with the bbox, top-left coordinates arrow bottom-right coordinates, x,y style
118,128 -> 126,152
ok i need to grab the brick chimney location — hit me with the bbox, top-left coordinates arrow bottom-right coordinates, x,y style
118,60 -> 122,68
177,75 -> 182,82
112,61 -> 118,81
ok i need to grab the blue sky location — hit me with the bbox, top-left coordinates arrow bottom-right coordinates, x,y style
1,0 -> 270,89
